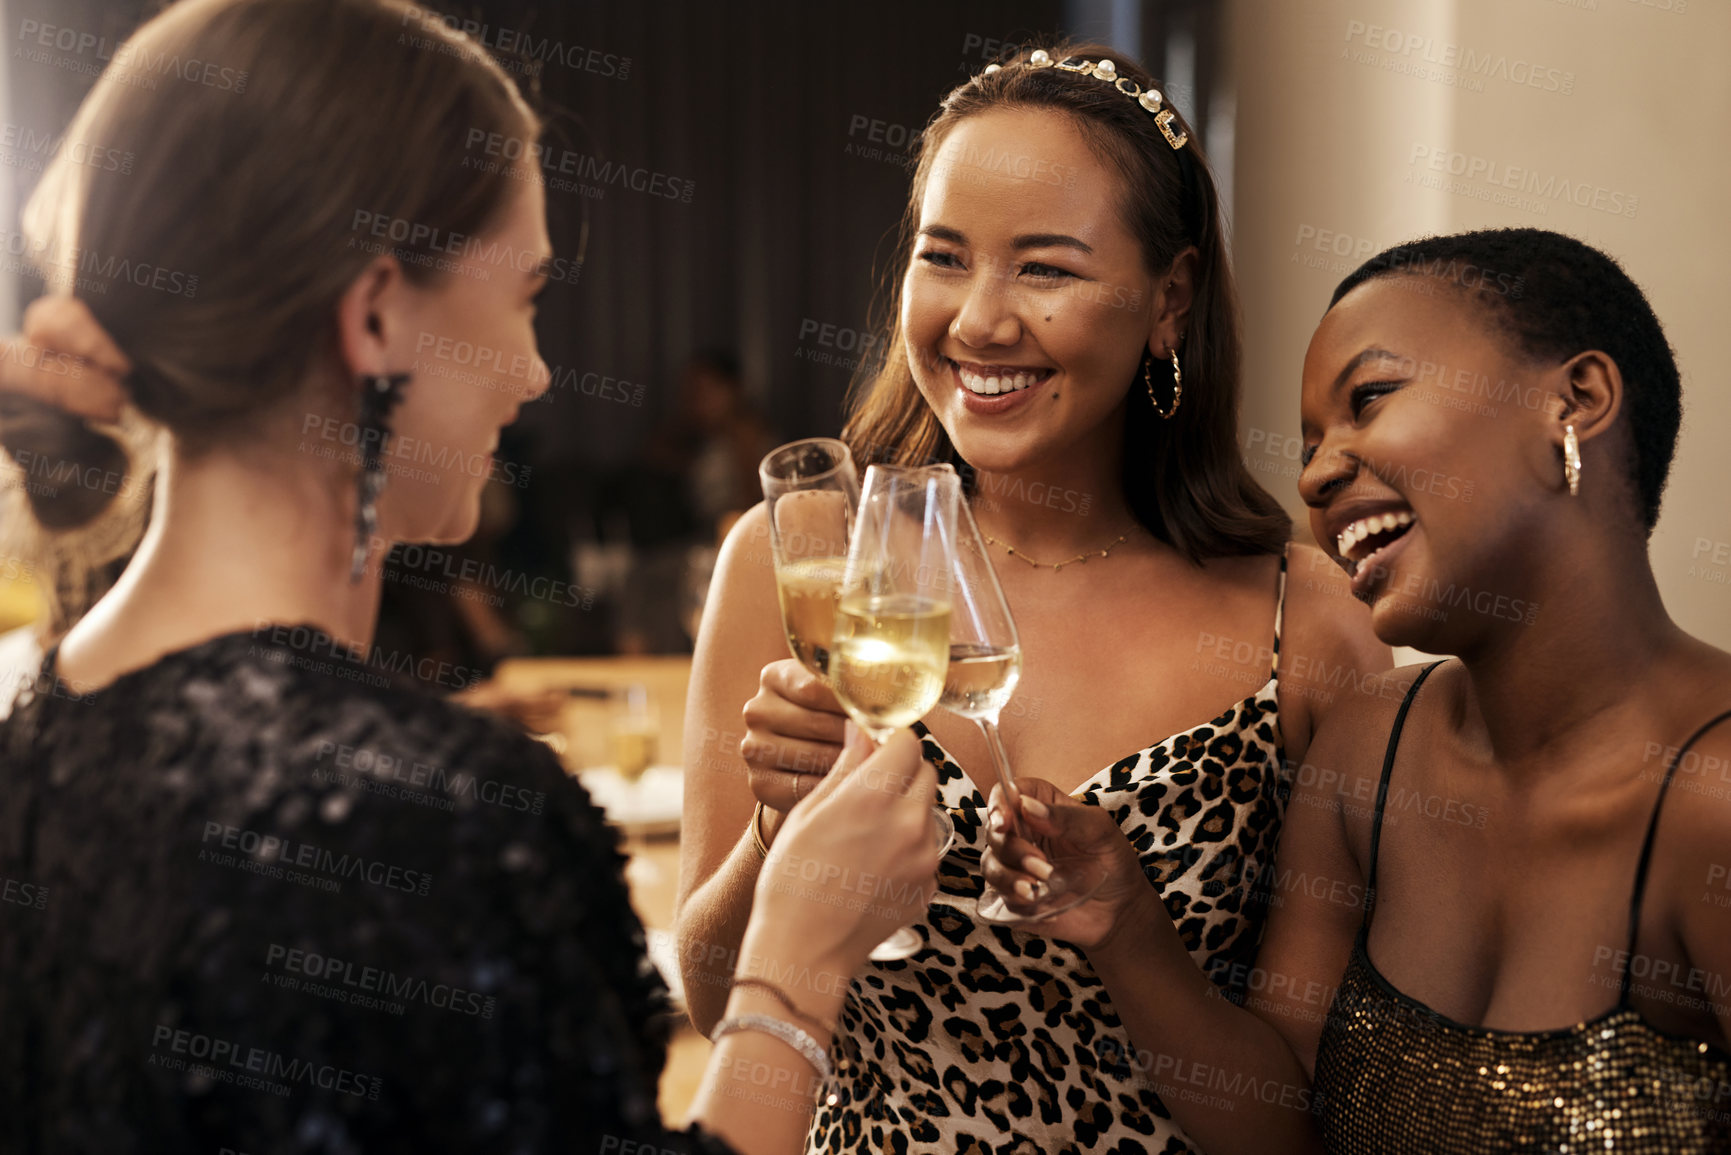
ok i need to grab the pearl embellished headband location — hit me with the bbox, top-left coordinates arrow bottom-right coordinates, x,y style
982,49 -> 1190,150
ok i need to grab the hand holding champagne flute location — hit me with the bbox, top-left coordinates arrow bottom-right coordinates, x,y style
829,463 -> 961,960
941,499 -> 1104,922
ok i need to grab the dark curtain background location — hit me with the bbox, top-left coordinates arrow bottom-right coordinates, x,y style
5,0 -> 1222,654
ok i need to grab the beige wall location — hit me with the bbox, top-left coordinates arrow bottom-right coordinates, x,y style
1228,0 -> 1730,649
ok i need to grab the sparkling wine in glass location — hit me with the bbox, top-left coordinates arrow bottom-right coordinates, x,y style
942,498 -> 1104,923
759,439 -> 859,680
832,463 -> 960,961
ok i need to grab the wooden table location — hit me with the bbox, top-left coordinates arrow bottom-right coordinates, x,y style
491,656 -> 711,1124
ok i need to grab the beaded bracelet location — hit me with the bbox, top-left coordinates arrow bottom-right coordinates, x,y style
710,1013 -> 833,1080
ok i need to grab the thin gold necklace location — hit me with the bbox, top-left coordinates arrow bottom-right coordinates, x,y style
981,531 -> 1131,572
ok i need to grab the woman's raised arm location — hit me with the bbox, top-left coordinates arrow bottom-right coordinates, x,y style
676,502 -> 845,1031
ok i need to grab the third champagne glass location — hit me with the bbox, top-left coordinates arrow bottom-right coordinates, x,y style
831,463 -> 959,961
759,438 -> 859,680
943,498 -> 1104,923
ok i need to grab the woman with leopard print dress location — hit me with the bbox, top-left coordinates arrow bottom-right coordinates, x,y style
677,42 -> 1387,1155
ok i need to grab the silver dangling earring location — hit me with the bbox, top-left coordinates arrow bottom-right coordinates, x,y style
351,373 -> 410,582
1562,424 -> 1581,497
1143,349 -> 1182,419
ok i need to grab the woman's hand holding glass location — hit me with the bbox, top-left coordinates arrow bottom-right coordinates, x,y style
748,454 -> 958,959
744,727 -> 943,981
739,658 -> 847,813
942,496 -> 1106,922
980,777 -> 1156,951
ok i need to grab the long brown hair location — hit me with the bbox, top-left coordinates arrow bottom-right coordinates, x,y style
842,41 -> 1288,562
0,0 -> 539,632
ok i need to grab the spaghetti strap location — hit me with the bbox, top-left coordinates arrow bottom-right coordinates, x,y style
1361,660 -> 1448,928
1269,543 -> 1290,679
1619,706 -> 1731,1004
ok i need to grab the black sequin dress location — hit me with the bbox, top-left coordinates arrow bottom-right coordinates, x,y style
1315,661 -> 1731,1153
0,623 -> 733,1154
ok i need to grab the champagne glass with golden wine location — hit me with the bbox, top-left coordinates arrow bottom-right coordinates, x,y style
831,463 -> 960,961
759,438 -> 859,681
942,497 -> 1104,923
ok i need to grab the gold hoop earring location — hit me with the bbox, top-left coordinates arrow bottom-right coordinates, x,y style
1144,350 -> 1181,419
1563,424 -> 1581,496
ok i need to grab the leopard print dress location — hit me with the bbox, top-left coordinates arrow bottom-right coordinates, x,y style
807,552 -> 1291,1155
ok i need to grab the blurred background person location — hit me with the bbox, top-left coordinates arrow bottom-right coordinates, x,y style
611,350 -> 774,654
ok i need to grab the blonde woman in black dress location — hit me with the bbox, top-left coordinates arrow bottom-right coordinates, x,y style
0,2 -> 941,1151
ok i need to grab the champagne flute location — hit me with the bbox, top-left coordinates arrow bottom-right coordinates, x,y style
759,439 -> 859,680
942,498 -> 1104,923
831,463 -> 959,961
610,684 -> 657,784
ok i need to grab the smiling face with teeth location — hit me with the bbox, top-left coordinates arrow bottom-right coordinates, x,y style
899,107 -> 1177,479
1336,509 -> 1415,564
1299,276 -> 1577,649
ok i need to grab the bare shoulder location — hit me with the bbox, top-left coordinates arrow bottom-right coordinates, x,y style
1667,712 -> 1731,849
714,500 -> 776,581
1656,666 -> 1731,1041
699,501 -> 781,648
1657,648 -> 1731,908
1273,542 -> 1392,761
1657,644 -> 1731,843
1294,658 -> 1447,870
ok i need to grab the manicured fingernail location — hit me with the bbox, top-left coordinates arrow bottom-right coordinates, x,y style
1015,880 -> 1036,901
1025,856 -> 1053,881
1022,797 -> 1050,819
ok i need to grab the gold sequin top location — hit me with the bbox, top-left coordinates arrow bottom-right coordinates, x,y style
1314,662 -> 1731,1154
